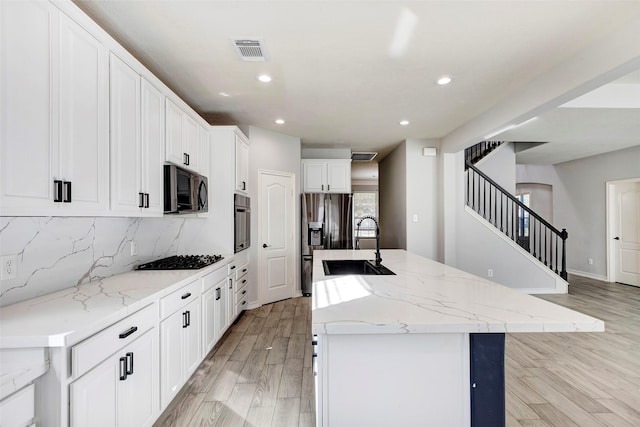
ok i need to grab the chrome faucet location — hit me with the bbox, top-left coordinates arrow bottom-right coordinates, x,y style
356,216 -> 382,266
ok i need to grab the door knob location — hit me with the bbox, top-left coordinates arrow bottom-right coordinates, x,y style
614,236 -> 620,240
263,243 -> 270,248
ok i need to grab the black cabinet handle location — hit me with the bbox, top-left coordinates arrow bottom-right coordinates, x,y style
119,326 -> 138,339
181,292 -> 192,300
242,301 -> 246,305
186,310 -> 191,327
126,352 -> 134,375
215,287 -> 221,301
182,311 -> 188,328
229,278 -> 233,289
230,265 -> 236,270
139,192 -> 144,208
242,268 -> 247,274
144,193 -> 150,208
242,279 -> 247,284
242,290 -> 247,295
242,181 -> 246,191
321,184 -> 324,191
63,181 -> 72,203
119,357 -> 127,381
54,180 -> 63,202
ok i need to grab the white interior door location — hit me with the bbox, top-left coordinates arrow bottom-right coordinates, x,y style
613,181 -> 640,287
259,171 -> 295,304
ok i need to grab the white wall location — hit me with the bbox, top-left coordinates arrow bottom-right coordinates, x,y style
475,143 -> 516,194
247,126 -> 301,299
379,142 -> 406,249
405,139 -> 439,260
519,144 -> 640,279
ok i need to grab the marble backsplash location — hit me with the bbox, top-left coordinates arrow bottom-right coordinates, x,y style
0,216 -> 214,307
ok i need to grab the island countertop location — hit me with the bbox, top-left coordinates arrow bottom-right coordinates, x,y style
311,249 -> 604,335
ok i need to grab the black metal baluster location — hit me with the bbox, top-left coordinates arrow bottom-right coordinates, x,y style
561,229 -> 568,280
555,235 -> 559,274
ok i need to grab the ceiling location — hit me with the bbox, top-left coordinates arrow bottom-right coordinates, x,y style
73,0 -> 640,162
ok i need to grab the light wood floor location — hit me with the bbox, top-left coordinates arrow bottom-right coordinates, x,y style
155,275 -> 640,426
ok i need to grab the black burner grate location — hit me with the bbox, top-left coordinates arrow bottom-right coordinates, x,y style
136,255 -> 224,270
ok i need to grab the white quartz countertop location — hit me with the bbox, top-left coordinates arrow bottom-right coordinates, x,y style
312,250 -> 604,335
0,257 -> 233,348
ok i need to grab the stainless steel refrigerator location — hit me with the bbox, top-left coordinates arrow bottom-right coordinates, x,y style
301,193 -> 353,296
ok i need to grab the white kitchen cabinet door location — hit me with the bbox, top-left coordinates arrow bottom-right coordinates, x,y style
326,161 -> 351,193
0,0 -> 57,214
235,134 -> 249,193
165,99 -> 185,167
70,329 -> 156,427
109,53 -> 141,214
201,287 -> 217,355
302,161 -> 327,193
160,308 -> 185,408
226,276 -> 235,327
117,328 -> 158,427
160,298 -> 201,407
140,78 -> 165,215
302,160 -> 351,193
199,126 -> 211,178
184,115 -> 200,173
57,12 -> 109,214
214,282 -> 228,340
1,1 -> 108,215
183,298 -> 202,376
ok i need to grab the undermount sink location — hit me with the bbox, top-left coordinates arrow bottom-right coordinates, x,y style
322,259 -> 396,276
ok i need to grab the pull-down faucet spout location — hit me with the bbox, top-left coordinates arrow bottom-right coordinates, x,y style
356,216 -> 382,266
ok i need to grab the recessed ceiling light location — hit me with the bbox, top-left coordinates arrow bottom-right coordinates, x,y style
275,119 -> 285,124
437,76 -> 452,85
258,74 -> 272,83
399,120 -> 410,126
219,92 -> 230,97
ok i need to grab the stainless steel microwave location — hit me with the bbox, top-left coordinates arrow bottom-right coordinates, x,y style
164,165 -> 208,214
234,194 -> 250,252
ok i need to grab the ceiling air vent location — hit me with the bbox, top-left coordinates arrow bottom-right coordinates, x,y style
232,39 -> 269,61
351,152 -> 378,162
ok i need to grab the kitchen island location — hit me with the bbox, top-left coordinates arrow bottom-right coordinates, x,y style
311,249 -> 604,427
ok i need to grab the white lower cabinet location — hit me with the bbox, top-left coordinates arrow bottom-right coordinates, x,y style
160,288 -> 201,407
70,328 -> 157,427
202,265 -> 228,356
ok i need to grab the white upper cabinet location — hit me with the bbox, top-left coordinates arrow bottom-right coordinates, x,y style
110,52 -> 163,216
235,133 -> 250,194
165,99 -> 203,175
0,2 -> 109,215
302,159 -> 351,193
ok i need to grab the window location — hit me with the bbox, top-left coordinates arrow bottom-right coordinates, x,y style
353,192 -> 378,238
516,192 -> 530,238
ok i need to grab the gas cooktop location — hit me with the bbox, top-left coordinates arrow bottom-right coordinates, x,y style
136,255 -> 224,271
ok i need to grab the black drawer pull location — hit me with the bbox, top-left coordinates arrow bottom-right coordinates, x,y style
144,193 -> 150,208
119,357 -> 127,381
54,180 -> 63,202
181,292 -> 192,300
126,352 -> 134,375
242,290 -> 247,295
242,301 -> 247,305
242,279 -> 247,284
230,265 -> 236,270
242,268 -> 247,273
119,326 -> 138,339
139,192 -> 144,208
63,181 -> 72,203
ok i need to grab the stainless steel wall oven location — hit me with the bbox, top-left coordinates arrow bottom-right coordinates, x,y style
234,194 -> 250,252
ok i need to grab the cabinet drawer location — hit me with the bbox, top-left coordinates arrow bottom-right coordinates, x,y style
234,282 -> 248,305
160,278 -> 200,319
227,259 -> 238,276
72,304 -> 156,379
202,265 -> 227,294
0,384 -> 34,427
236,298 -> 248,313
235,263 -> 248,281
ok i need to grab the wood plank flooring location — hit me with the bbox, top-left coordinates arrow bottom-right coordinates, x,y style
155,275 -> 640,426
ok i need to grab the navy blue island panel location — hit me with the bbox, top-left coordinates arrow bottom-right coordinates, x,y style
470,333 -> 506,427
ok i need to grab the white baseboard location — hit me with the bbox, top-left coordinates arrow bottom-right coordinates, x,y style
246,301 -> 260,310
566,269 -> 608,282
512,287 -> 567,295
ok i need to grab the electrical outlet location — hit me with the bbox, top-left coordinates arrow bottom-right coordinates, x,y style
412,214 -> 419,222
487,269 -> 493,277
1,255 -> 17,280
588,258 -> 593,265
130,241 -> 137,256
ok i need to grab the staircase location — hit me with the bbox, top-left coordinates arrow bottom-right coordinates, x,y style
464,141 -> 568,280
